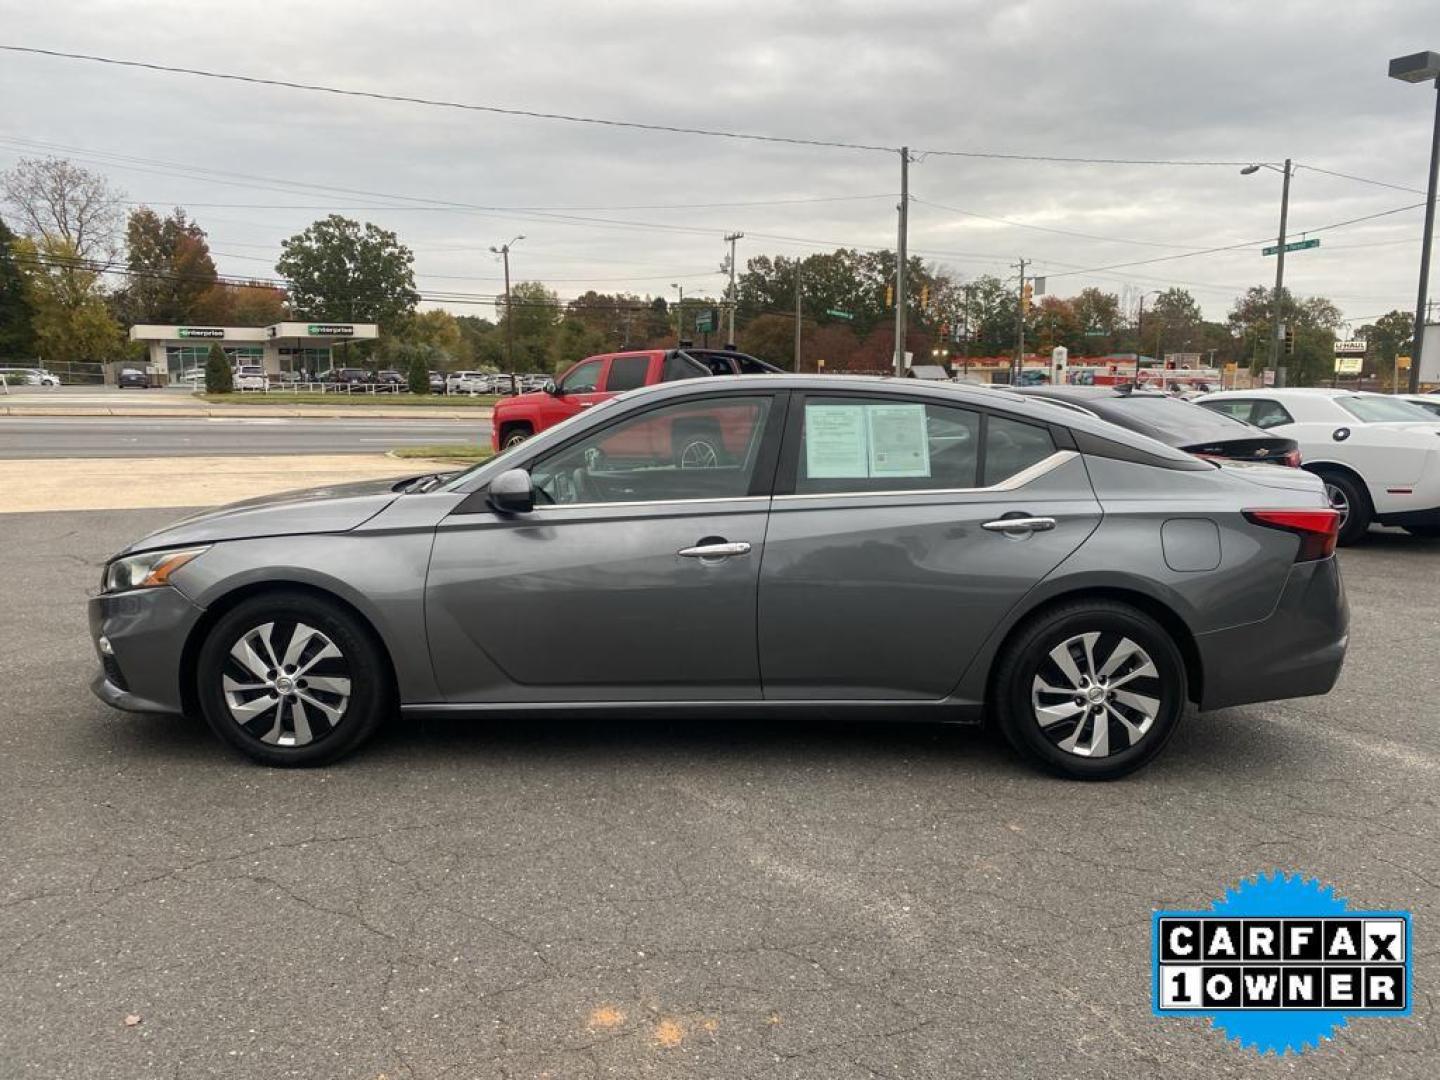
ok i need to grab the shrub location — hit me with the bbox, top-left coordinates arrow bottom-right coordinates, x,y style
204,343 -> 232,393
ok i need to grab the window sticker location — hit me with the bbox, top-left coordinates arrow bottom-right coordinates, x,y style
804,404 -> 870,478
866,403 -> 930,477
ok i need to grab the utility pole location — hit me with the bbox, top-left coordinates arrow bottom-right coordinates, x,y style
793,261 -> 802,371
1013,258 -> 1028,384
1270,159 -> 1293,372
894,147 -> 910,376
1409,81 -> 1439,391
724,232 -> 744,345
962,283 -> 974,381
489,235 -> 524,370
671,283 -> 685,345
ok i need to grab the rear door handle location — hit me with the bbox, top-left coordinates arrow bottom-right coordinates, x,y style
678,541 -> 752,559
981,516 -> 1056,534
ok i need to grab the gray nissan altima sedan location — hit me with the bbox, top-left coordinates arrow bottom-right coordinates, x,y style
90,375 -> 1348,779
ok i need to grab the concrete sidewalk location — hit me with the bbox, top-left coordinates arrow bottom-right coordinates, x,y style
1,403 -> 493,420
0,454 -> 434,513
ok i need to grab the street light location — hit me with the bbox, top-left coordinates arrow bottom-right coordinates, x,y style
1389,50 -> 1440,393
1133,289 -> 1161,388
1242,160 -> 1293,374
489,235 -> 525,370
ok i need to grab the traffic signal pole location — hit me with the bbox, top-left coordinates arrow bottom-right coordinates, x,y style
1269,159 -> 1292,372
1407,79 -> 1439,393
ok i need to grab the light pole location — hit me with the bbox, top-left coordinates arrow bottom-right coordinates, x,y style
670,283 -> 685,345
1241,160 -> 1293,374
1133,290 -> 1161,388
1389,51 -> 1440,393
489,235 -> 524,370
723,232 -> 744,346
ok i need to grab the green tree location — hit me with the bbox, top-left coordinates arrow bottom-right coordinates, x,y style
1360,310 -> 1414,387
0,215 -> 36,358
204,341 -> 232,393
498,281 -> 562,371
115,207 -> 219,325
276,215 -> 419,331
13,235 -> 122,364
407,351 -> 430,394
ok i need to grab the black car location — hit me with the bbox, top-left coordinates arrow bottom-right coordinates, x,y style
331,367 -> 376,387
116,368 -> 150,389
427,370 -> 446,393
1015,386 -> 1301,466
376,369 -> 405,392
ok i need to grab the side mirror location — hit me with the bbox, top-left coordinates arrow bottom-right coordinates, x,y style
488,468 -> 535,514
544,379 -> 559,395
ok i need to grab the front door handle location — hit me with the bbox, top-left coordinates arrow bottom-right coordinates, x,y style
678,541 -> 752,559
981,516 -> 1056,534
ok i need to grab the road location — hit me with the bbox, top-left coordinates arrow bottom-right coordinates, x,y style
0,415 -> 491,458
0,511 -> 1436,1079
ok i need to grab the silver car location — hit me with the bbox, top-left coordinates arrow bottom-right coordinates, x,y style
89,376 -> 1348,779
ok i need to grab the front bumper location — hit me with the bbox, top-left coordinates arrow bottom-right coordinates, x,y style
87,586 -> 206,715
1195,556 -> 1349,711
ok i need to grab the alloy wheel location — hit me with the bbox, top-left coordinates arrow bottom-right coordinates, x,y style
1323,481 -> 1350,530
1030,631 -> 1162,758
503,431 -> 530,450
222,621 -> 352,747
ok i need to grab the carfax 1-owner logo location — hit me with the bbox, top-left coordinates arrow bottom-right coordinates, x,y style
1152,872 -> 1412,1054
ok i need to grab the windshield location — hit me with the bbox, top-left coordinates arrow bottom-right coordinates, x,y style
1336,396 -> 1436,423
1087,395 -> 1263,446
437,395 -> 622,492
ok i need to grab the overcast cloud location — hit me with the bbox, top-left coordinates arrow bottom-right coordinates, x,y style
0,0 -> 1436,326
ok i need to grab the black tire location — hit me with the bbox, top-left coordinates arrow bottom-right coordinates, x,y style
500,423 -> 533,450
195,591 -> 392,766
991,600 -> 1187,780
1316,470 -> 1371,546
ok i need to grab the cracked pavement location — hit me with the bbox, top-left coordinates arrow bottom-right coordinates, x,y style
1,508 -> 1436,1078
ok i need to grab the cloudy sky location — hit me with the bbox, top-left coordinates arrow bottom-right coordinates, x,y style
1,0 -> 1435,328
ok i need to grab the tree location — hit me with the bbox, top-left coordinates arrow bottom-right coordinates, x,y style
194,280 -> 289,326
276,215 -> 419,330
407,351 -> 430,394
1360,310 -> 1414,386
1,157 -> 124,262
498,281 -> 562,371
13,235 -> 122,364
115,207 -> 218,324
0,215 -> 36,358
737,313 -> 798,368
204,342 -> 232,394
1145,288 -> 1204,357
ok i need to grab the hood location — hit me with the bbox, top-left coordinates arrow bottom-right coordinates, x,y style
120,475 -> 412,554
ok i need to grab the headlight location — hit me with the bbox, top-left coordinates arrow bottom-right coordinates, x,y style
102,547 -> 209,594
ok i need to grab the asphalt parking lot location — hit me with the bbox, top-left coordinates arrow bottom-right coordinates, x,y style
2,508 -> 1437,1079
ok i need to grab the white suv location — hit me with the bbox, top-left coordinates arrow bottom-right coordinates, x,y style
446,370 -> 492,395
233,365 -> 269,391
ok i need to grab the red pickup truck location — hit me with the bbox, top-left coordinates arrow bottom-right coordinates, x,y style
489,347 -> 779,451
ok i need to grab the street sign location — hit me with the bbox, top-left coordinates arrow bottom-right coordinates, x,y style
694,309 -> 716,333
1262,369 -> 1276,386
825,309 -> 854,320
1262,237 -> 1321,256
1334,356 -> 1363,375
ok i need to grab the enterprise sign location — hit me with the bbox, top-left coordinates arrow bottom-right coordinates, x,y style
177,327 -> 225,339
307,324 -> 354,336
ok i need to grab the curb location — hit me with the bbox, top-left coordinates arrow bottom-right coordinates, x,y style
1,405 -> 493,420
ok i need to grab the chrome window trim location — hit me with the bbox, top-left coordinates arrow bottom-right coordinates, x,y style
773,449 -> 1078,502
529,495 -> 772,512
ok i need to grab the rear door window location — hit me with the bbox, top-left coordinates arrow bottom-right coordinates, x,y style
794,397 -> 981,494
604,355 -> 651,392
982,415 -> 1057,486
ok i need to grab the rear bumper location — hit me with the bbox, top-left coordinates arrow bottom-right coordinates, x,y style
87,586 -> 205,715
1195,556 -> 1348,711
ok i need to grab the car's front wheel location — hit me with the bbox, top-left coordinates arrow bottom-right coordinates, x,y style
195,591 -> 392,766
992,600 -> 1187,780
500,423 -> 533,450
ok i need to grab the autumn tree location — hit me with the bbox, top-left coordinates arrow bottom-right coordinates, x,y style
276,215 -> 418,331
1,157 -> 124,262
194,280 -> 289,326
114,207 -> 218,325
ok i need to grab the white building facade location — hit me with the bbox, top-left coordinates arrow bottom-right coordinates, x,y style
128,322 -> 379,382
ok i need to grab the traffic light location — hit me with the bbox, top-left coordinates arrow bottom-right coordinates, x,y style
885,284 -> 894,308
1283,325 -> 1295,355
1021,281 -> 1034,315
920,284 -> 931,309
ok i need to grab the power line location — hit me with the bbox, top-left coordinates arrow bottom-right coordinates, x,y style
1295,164 -> 1427,196
1,45 -> 1270,169
910,196 -> 1212,251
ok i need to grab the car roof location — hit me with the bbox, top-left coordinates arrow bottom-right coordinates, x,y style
1017,386 -> 1170,401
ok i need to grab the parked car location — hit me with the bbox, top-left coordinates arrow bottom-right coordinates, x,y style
427,370 -> 447,394
233,365 -> 268,391
0,366 -> 61,386
1196,388 -> 1440,543
272,370 -> 304,385
330,367 -> 376,387
446,371 -> 492,395
116,367 -> 150,389
490,348 -> 772,451
91,375 -> 1346,779
376,369 -> 406,392
1016,386 -> 1301,467
177,368 -> 208,386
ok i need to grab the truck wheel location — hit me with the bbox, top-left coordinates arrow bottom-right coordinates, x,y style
500,424 -> 533,450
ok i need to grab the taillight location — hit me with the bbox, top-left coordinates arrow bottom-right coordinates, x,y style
1280,449 -> 1303,468
1243,509 -> 1340,561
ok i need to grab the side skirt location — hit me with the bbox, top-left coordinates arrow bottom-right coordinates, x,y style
400,698 -> 986,724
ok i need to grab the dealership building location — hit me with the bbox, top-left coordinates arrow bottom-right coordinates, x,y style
128,322 -> 379,382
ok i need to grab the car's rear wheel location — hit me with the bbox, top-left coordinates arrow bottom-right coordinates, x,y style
500,423 -> 533,450
992,601 -> 1186,780
196,592 -> 392,766
1318,471 -> 1371,546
